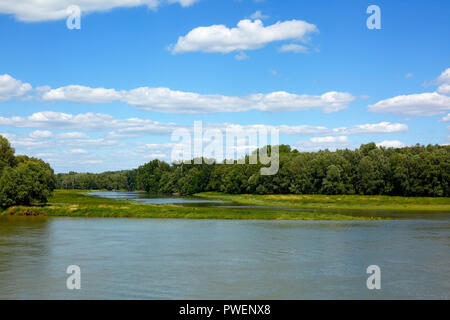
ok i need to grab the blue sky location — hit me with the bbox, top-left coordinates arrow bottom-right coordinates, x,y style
0,0 -> 449,173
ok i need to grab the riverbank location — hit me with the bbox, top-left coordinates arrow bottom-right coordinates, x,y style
0,190 -> 378,220
196,192 -> 450,212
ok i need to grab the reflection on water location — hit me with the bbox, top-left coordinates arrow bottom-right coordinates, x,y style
88,191 -> 233,205
0,216 -> 449,299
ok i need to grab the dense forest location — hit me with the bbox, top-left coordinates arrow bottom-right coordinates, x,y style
0,135 -> 56,208
56,143 -> 450,197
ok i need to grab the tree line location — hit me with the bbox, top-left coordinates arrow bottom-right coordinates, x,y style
0,135 -> 56,208
56,143 -> 450,197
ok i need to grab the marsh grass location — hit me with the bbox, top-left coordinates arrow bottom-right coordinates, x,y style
0,190 -> 379,220
196,192 -> 450,212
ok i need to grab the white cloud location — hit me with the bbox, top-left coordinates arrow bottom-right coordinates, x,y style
41,85 -> 355,114
69,149 -> 88,154
331,122 -> 408,135
263,122 -> 405,136
29,130 -> 53,139
279,43 -> 309,54
235,51 -> 249,60
376,140 -> 405,148
170,18 -> 318,54
309,136 -> 349,144
0,0 -> 198,22
441,113 -> 450,122
437,83 -> 450,96
0,112 -> 408,140
1,112 -> 410,172
0,111 -> 180,135
0,111 -> 117,131
41,85 -> 121,104
368,68 -> 450,116
57,132 -> 90,139
0,74 -> 32,101
210,122 -> 407,139
122,88 -> 355,113
80,160 -> 103,165
6,133 -> 121,151
0,133 -> 16,141
296,136 -> 409,152
137,89 -> 354,113
2,74 -> 354,114
167,0 -> 199,7
368,92 -> 450,116
405,73 -> 414,79
437,68 -> 450,84
295,136 -> 352,152
250,10 -> 268,20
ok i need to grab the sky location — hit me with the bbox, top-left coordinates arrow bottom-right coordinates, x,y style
0,0 -> 449,173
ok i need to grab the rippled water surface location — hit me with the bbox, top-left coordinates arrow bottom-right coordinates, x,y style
0,216 -> 449,299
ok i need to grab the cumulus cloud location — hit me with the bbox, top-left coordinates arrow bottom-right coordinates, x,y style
376,140 -> 405,148
295,136 -> 352,152
368,68 -> 450,116
229,122 -> 407,136
309,136 -> 349,144
41,85 -> 121,104
296,136 -> 409,152
0,74 -> 32,101
437,83 -> 450,95
170,18 -> 318,54
437,68 -> 450,84
29,130 -> 53,139
6,132 -> 121,151
57,132 -> 91,139
250,11 -> 268,20
69,149 -> 88,154
2,74 -> 355,114
0,111 -> 180,134
41,85 -> 355,114
367,92 -> 450,116
1,111 -> 410,172
0,111 -> 408,139
328,122 -> 408,135
235,51 -> 249,60
279,43 -> 309,54
441,114 -> 450,122
0,132 -> 16,141
0,0 -> 198,22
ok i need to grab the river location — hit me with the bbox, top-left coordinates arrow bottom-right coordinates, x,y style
0,192 -> 449,299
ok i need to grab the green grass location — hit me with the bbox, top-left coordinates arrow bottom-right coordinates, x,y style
196,192 -> 450,212
0,190 -> 380,220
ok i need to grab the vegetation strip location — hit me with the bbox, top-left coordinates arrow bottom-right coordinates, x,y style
1,190 -> 380,220
55,143 -> 450,198
196,192 -> 450,212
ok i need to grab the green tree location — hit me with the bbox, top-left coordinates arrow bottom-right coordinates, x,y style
0,135 -> 17,170
321,165 -> 345,195
0,159 -> 55,207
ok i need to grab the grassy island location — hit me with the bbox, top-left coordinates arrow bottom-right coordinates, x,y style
2,190 -> 450,221
196,192 -> 450,212
0,190 -> 385,221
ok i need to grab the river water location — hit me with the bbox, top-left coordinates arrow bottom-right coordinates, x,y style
0,192 -> 449,299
